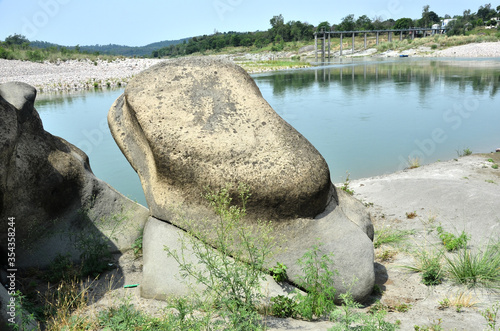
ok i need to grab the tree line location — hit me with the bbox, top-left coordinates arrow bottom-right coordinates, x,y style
1,3 -> 499,60
153,3 -> 500,58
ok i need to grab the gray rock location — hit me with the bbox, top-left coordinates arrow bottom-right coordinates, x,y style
299,45 -> 315,53
109,58 -> 375,301
142,216 -> 296,301
0,82 -> 148,268
108,57 -> 330,222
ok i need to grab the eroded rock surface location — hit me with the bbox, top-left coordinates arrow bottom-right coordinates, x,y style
0,82 -> 148,268
109,57 -> 330,222
108,58 -> 375,301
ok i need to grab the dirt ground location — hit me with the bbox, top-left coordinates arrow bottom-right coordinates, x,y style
66,153 -> 499,330
4,153 -> 499,330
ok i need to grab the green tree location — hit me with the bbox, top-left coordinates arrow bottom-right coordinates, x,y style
355,15 -> 374,30
269,14 -> 285,39
4,34 -> 29,46
421,5 -> 431,27
316,21 -> 331,32
337,14 -> 355,31
477,3 -> 496,20
420,5 -> 440,27
394,17 -> 414,29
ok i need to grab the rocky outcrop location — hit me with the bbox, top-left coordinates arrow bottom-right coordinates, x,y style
108,58 -> 375,301
0,82 -> 148,268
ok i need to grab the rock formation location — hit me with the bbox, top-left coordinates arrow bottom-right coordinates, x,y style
0,82 -> 148,268
108,57 -> 375,301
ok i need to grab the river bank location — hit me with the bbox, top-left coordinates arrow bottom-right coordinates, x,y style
1,41 -> 500,93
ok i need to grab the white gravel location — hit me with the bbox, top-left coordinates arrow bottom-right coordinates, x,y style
434,41 -> 500,57
0,58 -> 163,93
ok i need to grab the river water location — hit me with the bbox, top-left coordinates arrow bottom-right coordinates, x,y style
35,58 -> 500,206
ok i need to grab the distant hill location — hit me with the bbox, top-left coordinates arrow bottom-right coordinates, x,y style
30,38 -> 189,57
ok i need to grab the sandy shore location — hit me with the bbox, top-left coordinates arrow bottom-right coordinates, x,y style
1,42 -> 500,93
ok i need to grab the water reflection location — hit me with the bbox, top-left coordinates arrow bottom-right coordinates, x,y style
256,59 -> 500,98
253,59 -> 500,182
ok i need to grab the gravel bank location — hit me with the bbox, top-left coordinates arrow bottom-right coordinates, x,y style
434,41 -> 500,57
0,58 -> 163,93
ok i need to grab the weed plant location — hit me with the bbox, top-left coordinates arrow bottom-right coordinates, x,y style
457,147 -> 473,157
407,157 -> 421,169
436,226 -> 469,251
329,292 -> 399,331
270,295 -> 297,318
374,228 -> 414,248
445,241 -> 500,289
481,301 -> 499,331
340,172 -> 354,195
293,243 -> 337,320
165,183 -> 276,330
404,248 -> 444,286
269,262 -> 288,282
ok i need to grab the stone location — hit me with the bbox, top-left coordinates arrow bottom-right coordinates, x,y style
496,148 -> 500,152
141,216 -> 295,301
108,58 -> 375,301
108,57 -> 330,222
0,82 -> 148,268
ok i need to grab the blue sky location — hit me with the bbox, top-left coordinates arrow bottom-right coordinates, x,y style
0,0 -> 494,46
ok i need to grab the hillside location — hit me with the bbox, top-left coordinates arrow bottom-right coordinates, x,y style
30,38 -> 189,57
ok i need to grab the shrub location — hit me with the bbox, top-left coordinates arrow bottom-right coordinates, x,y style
270,295 -> 296,318
26,49 -> 46,62
293,242 -> 337,320
165,183 -> 276,330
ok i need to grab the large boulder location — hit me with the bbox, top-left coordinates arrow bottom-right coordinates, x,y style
0,82 -> 148,268
108,58 -> 375,301
108,57 -> 330,222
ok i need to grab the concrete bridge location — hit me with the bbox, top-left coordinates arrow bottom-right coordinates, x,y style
314,28 -> 447,61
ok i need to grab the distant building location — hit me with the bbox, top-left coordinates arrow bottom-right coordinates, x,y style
441,18 -> 456,28
432,23 -> 440,30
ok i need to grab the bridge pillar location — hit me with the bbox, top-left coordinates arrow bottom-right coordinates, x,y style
352,33 -> 355,54
314,33 -> 318,62
328,32 -> 331,60
376,32 -> 379,45
364,33 -> 367,48
340,33 -> 343,56
321,31 -> 325,62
